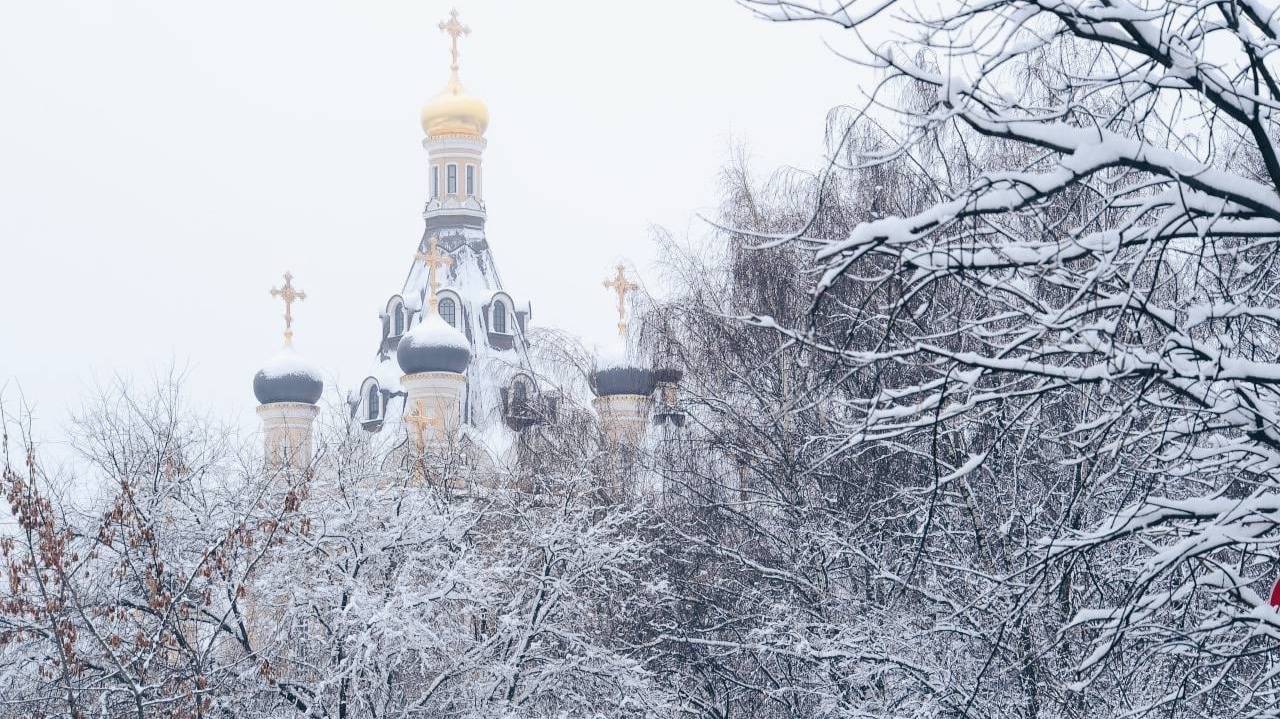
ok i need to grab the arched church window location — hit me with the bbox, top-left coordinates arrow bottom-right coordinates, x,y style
492,300 -> 507,334
439,297 -> 457,327
513,380 -> 527,406
466,165 -> 475,196
447,164 -> 458,195
366,385 -> 380,421
431,166 -> 439,199
393,306 -> 405,336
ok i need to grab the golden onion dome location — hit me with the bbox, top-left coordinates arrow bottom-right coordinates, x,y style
421,70 -> 489,138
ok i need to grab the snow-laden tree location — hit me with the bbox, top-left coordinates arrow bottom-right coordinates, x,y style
741,0 -> 1280,715
643,152 -> 1058,718
0,379 -> 666,719
0,378 -> 257,719
244,429 -> 665,719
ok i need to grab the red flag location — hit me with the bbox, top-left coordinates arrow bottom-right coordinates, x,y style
1269,578 -> 1280,608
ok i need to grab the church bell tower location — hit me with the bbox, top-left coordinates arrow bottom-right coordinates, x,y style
354,9 -> 538,455
420,8 -> 489,239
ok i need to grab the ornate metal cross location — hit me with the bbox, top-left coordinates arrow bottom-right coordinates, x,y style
439,8 -> 470,73
269,271 -> 307,346
405,400 -> 444,448
415,236 -> 454,314
603,263 -> 639,337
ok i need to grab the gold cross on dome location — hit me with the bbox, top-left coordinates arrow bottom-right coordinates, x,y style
602,263 -> 639,337
415,237 -> 454,314
269,271 -> 307,347
438,8 -> 470,73
405,400 -> 444,448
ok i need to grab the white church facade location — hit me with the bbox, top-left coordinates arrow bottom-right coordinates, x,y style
249,10 -> 684,478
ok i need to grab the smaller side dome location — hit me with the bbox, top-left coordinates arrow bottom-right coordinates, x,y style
254,347 -> 324,405
591,343 -> 655,397
397,311 -> 472,374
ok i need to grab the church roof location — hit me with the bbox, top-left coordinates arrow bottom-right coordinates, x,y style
354,193 -> 539,471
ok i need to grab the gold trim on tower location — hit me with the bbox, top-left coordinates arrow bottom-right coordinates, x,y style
415,237 -> 454,315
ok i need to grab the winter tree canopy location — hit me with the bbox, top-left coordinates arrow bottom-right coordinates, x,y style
6,1 -> 1280,717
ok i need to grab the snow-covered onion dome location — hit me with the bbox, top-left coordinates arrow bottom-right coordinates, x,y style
397,311 -> 472,374
253,346 -> 324,405
591,342 -> 656,397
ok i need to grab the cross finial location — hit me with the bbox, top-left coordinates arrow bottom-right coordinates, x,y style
438,8 -> 470,74
405,400 -> 445,449
415,237 -> 454,314
602,263 -> 639,337
269,271 -> 307,347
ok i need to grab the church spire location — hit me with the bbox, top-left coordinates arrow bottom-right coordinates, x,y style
420,9 -> 489,139
591,262 -> 656,451
254,271 -> 322,471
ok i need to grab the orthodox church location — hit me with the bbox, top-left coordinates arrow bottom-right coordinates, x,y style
249,11 -> 684,477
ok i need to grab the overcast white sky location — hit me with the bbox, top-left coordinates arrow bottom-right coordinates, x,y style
0,0 -> 861,452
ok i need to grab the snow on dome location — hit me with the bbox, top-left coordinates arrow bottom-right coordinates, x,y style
591,341 -> 655,397
397,310 -> 472,374
253,346 -> 324,405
